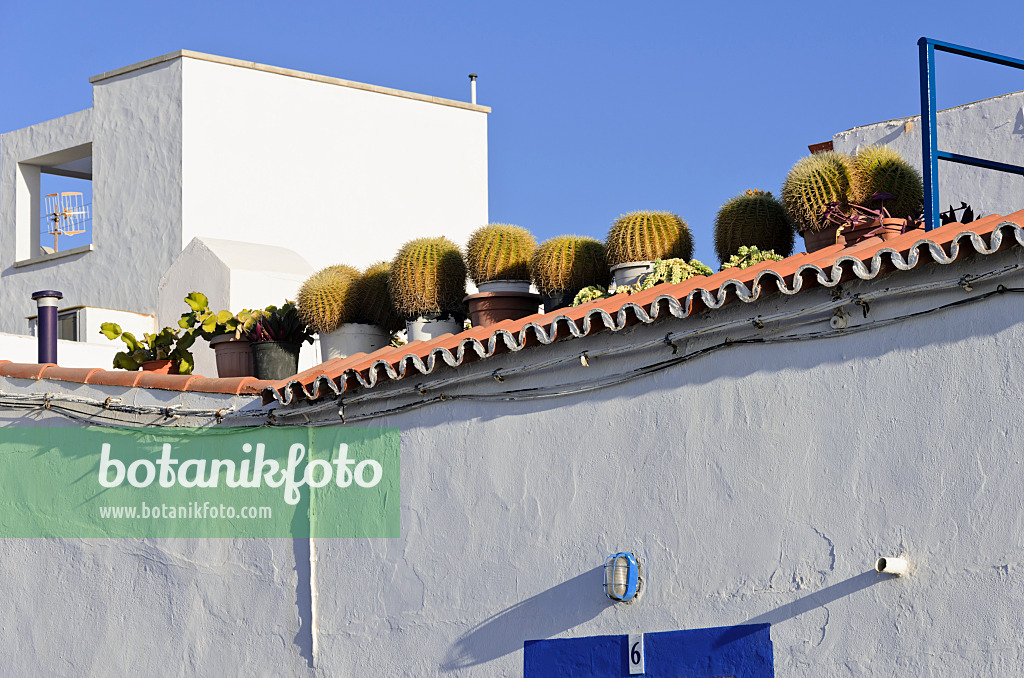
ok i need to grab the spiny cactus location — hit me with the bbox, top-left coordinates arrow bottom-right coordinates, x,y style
351,261 -> 404,333
713,189 -> 794,263
296,264 -> 360,334
852,146 -> 923,219
781,151 -> 860,233
466,223 -> 537,283
389,236 -> 467,318
605,211 -> 693,266
531,235 -> 609,294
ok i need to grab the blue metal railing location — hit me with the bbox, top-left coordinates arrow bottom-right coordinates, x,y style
919,37 -> 1024,231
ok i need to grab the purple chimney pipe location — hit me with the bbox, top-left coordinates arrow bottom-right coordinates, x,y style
32,290 -> 63,364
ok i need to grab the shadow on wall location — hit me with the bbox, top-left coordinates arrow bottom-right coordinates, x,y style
442,566 -> 610,672
716,570 -> 887,649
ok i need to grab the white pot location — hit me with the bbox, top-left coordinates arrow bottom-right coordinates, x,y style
610,261 -> 655,288
319,323 -> 390,360
406,317 -> 463,343
476,280 -> 533,294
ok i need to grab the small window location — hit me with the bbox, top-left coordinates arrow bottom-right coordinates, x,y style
57,310 -> 79,342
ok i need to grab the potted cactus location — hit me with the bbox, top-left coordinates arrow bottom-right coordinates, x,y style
249,302 -> 314,381
605,211 -> 693,288
389,236 -> 467,341
297,263 -> 398,360
531,235 -> 608,311
781,151 -> 861,252
463,223 -> 540,327
178,292 -> 258,378
713,190 -> 795,265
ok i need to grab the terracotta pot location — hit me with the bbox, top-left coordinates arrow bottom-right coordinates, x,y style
210,335 -> 253,378
801,226 -> 844,253
876,218 -> 924,242
140,359 -> 178,374
464,291 -> 541,328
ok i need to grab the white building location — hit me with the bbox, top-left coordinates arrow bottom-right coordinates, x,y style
831,90 -> 1024,222
0,50 -> 489,360
0,212 -> 1022,675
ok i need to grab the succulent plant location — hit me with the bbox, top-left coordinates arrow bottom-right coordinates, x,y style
296,264 -> 361,334
605,211 -> 694,266
531,235 -> 609,294
615,258 -> 713,294
720,245 -> 785,271
351,261 -> 404,333
713,190 -> 794,263
571,285 -> 610,306
389,236 -> 467,319
781,151 -> 860,233
852,146 -> 924,219
250,301 -> 314,345
100,323 -> 198,374
465,223 -> 537,283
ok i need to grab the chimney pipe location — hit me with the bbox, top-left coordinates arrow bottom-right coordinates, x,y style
32,290 -> 63,364
468,73 -> 477,105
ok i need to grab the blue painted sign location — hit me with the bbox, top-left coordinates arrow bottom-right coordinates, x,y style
524,624 -> 773,677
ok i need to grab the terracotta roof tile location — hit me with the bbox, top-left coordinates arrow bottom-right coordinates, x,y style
261,214 -> 1024,405
2,213 -> 1020,405
0,363 -> 56,380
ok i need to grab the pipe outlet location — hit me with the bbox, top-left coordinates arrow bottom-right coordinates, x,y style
875,556 -> 908,576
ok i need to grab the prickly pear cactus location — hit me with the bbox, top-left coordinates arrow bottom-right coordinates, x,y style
466,223 -> 537,283
781,151 -> 860,233
296,264 -> 360,334
853,146 -> 924,219
713,189 -> 794,263
389,237 -> 467,318
531,235 -> 608,294
605,211 -> 693,266
351,261 -> 404,333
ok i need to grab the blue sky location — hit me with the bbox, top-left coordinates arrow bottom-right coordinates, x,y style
2,0 -> 1021,264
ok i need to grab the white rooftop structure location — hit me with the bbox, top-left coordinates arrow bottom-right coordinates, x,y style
0,50 -> 489,340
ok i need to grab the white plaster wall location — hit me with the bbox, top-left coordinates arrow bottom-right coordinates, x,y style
0,61 -> 185,338
833,91 -> 1024,220
180,57 -> 489,270
4,249 -> 1023,675
157,237 -> 316,378
0,332 -> 129,368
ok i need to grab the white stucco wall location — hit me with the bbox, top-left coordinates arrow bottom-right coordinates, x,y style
157,237 -> 317,378
179,56 -> 489,270
2,242 -> 1023,675
833,91 -> 1024,220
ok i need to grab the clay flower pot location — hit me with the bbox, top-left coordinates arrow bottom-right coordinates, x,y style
140,360 -> 179,374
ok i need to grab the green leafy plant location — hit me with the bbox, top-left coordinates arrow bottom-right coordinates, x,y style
296,264 -> 361,334
100,323 -> 198,374
852,146 -> 923,220
466,223 -> 537,284
351,261 -> 405,333
531,235 -> 608,294
250,302 -> 314,345
720,245 -> 784,271
781,151 -> 860,233
389,236 -> 467,319
713,190 -> 794,263
619,258 -> 713,294
605,211 -> 693,266
571,285 -> 610,306
177,292 -> 258,340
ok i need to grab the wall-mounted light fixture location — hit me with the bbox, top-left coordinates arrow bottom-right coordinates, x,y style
875,556 -> 909,576
604,552 -> 642,602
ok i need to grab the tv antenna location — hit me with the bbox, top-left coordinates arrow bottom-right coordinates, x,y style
43,192 -> 89,252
